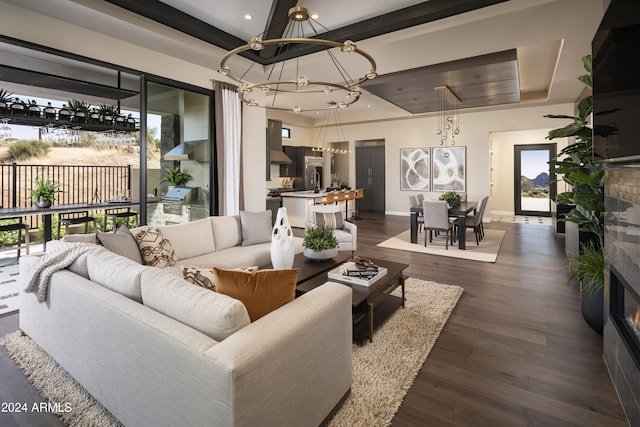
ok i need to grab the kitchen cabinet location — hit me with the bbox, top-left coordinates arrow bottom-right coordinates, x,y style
279,146 -> 316,177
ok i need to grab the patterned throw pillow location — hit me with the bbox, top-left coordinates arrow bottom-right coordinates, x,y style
181,265 -> 216,290
132,227 -> 176,267
315,211 -> 344,230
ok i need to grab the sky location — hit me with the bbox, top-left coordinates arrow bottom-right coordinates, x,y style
520,149 -> 550,179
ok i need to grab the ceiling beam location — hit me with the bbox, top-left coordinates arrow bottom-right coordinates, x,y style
258,0 -> 299,61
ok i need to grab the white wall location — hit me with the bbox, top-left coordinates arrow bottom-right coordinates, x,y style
308,103 -> 575,216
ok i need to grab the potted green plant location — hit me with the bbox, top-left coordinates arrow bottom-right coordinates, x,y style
303,225 -> 339,261
545,54 -> 615,333
68,98 -> 91,124
568,240 -> 604,333
0,89 -> 13,114
97,103 -> 118,125
438,191 -> 461,208
28,177 -> 63,208
161,166 -> 192,187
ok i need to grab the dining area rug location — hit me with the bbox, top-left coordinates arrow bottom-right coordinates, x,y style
377,228 -> 505,262
0,278 -> 463,427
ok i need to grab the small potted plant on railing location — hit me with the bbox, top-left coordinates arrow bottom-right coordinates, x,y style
438,191 -> 461,208
97,103 -> 118,126
68,98 -> 92,124
0,89 -> 13,114
28,177 -> 63,208
303,225 -> 339,261
160,166 -> 192,188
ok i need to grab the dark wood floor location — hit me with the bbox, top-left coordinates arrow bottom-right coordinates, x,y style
0,213 -> 628,426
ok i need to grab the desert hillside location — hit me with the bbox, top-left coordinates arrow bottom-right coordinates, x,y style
0,145 -> 160,167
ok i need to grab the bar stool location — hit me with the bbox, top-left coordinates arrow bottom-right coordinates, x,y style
351,188 -> 364,220
336,190 -> 347,218
0,217 -> 30,258
57,211 -> 97,238
345,189 -> 355,220
103,208 -> 139,232
322,192 -> 335,205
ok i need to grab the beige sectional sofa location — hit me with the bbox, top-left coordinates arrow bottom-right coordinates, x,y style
19,213 -> 352,427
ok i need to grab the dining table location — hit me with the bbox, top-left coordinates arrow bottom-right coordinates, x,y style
410,201 -> 478,250
0,200 -> 140,247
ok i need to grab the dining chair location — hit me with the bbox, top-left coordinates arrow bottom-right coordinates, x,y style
409,195 -> 424,233
416,193 -> 425,206
423,200 -> 454,249
460,196 -> 487,245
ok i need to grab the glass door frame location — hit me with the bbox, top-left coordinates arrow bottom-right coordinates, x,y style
514,143 -> 557,217
140,74 -> 217,224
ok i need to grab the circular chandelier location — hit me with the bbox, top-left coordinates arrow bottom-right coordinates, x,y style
218,3 -> 377,113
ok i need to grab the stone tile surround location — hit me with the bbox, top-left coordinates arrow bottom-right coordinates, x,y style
604,166 -> 640,426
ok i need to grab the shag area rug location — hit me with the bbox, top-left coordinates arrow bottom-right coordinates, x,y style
377,228 -> 505,263
1,278 -> 463,427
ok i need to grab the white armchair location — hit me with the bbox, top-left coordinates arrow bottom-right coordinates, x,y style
306,204 -> 357,255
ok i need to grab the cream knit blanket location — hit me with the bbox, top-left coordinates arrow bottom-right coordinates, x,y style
23,241 -> 101,303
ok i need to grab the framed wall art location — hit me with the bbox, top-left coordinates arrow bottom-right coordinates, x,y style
432,146 -> 466,192
400,147 -> 430,190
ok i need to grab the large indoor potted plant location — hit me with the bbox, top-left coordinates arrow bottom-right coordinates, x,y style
545,54 -> 615,333
28,177 -> 63,208
303,225 -> 339,261
568,240 -> 604,333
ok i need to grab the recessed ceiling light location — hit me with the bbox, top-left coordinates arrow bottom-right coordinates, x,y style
311,14 -> 319,19
244,14 -> 253,20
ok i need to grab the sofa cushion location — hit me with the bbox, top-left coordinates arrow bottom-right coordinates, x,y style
131,226 -> 176,267
140,268 -> 250,341
158,218 -> 214,260
86,248 -> 149,302
210,215 -> 242,251
98,225 -> 143,264
214,267 -> 298,322
239,210 -> 272,246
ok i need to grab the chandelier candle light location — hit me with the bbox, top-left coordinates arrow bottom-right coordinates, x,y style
435,85 -> 461,156
218,2 -> 377,113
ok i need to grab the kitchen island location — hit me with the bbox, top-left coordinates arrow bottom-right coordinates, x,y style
281,190 -> 330,227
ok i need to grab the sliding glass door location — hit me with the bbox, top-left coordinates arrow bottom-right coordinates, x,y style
144,78 -> 214,226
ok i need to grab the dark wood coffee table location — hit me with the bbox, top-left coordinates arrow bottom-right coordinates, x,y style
260,252 -> 353,285
296,257 -> 409,343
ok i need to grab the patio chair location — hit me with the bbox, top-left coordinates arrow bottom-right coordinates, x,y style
0,217 -> 30,258
57,211 -> 97,238
103,207 -> 139,232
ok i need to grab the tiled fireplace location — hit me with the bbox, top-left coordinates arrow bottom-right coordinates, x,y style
604,167 -> 640,426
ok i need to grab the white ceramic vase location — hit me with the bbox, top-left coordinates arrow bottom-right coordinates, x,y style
271,207 -> 295,268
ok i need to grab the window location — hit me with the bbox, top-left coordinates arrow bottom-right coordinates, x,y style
282,127 -> 291,139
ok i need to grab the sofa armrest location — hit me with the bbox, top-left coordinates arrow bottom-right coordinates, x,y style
343,220 -> 357,250
205,282 -> 352,427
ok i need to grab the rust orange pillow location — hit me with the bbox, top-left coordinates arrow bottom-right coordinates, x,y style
213,267 -> 299,321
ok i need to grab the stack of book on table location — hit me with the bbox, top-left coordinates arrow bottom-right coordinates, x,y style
328,261 -> 388,287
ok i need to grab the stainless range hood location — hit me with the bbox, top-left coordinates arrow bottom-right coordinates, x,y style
268,119 -> 292,164
164,139 -> 208,161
